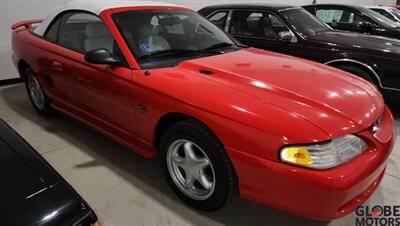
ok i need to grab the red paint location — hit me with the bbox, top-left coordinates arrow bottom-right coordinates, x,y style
11,19 -> 43,30
11,5 -> 395,220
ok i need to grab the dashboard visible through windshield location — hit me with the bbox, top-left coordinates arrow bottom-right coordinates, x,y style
112,10 -> 241,69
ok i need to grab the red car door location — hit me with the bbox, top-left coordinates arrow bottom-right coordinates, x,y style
39,15 -> 87,110
78,62 -> 139,142
53,11 -> 138,140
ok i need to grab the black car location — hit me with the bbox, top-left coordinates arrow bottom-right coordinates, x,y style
0,120 -> 100,226
368,6 -> 400,23
199,4 -> 400,103
303,4 -> 400,40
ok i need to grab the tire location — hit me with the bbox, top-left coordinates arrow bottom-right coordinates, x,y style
161,119 -> 236,211
336,64 -> 375,85
24,68 -> 55,116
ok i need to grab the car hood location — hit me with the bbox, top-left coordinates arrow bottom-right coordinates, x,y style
176,48 -> 384,137
310,31 -> 400,54
0,121 -> 61,213
0,138 -> 47,212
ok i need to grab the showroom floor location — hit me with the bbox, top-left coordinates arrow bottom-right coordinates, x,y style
0,83 -> 399,226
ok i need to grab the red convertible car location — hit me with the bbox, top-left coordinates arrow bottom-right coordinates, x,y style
11,0 -> 395,220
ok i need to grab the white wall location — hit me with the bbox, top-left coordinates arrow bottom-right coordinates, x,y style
0,0 -> 396,80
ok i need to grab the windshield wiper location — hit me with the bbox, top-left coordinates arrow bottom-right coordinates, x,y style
138,43 -> 248,60
139,48 -> 225,60
205,42 -> 247,50
139,49 -> 190,60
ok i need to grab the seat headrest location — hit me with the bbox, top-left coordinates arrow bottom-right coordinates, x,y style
139,25 -> 161,37
86,23 -> 110,37
259,16 -> 272,26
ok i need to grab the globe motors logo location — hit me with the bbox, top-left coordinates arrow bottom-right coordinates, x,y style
356,205 -> 400,226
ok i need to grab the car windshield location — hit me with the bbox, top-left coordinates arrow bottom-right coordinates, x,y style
112,10 -> 238,68
359,7 -> 399,29
389,8 -> 400,19
281,8 -> 332,36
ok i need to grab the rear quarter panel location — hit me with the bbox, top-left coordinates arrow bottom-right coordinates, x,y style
12,29 -> 87,101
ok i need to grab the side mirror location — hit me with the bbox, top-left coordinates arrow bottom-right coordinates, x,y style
278,31 -> 295,42
357,21 -> 374,32
84,48 -> 121,66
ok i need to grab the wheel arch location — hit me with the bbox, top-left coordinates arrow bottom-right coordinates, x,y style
324,58 -> 382,88
154,111 -> 239,195
17,59 -> 31,80
153,112 -> 199,151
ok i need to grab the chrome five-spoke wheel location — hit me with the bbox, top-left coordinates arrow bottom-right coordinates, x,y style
27,73 -> 45,109
161,119 -> 236,211
24,68 -> 55,116
167,139 -> 216,201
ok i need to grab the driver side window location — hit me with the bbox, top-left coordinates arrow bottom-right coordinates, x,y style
59,12 -> 115,54
230,11 -> 289,39
45,11 -> 122,57
315,8 -> 369,29
208,11 -> 228,29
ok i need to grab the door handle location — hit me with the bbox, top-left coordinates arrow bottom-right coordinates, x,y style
51,61 -> 63,71
76,76 -> 92,84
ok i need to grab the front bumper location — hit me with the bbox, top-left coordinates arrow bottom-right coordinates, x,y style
226,106 -> 395,220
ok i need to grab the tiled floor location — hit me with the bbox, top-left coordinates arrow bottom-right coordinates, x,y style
1,83 -> 399,226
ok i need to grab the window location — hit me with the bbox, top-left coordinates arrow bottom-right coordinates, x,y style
208,11 -> 228,29
45,17 -> 62,41
362,8 -> 399,29
230,11 -> 289,39
58,12 -> 115,54
315,7 -> 398,30
315,8 -> 366,26
112,10 -> 236,69
281,8 -> 331,36
371,8 -> 396,22
316,9 -> 345,23
388,8 -> 400,19
150,14 -> 187,34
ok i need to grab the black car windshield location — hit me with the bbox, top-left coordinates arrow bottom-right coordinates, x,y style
359,7 -> 399,29
281,9 -> 332,36
112,10 -> 238,68
389,8 -> 400,19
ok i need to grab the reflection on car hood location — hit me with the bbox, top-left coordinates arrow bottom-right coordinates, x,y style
177,48 -> 384,137
311,31 -> 400,54
0,139 -> 46,212
0,120 -> 96,226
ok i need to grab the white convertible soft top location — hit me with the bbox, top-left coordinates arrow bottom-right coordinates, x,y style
34,0 -> 186,36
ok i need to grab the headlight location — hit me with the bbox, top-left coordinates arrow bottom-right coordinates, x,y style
280,134 -> 367,169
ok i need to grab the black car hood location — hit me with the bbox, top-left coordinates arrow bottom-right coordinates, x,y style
0,120 -> 97,226
0,138 -> 47,212
309,31 -> 400,54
